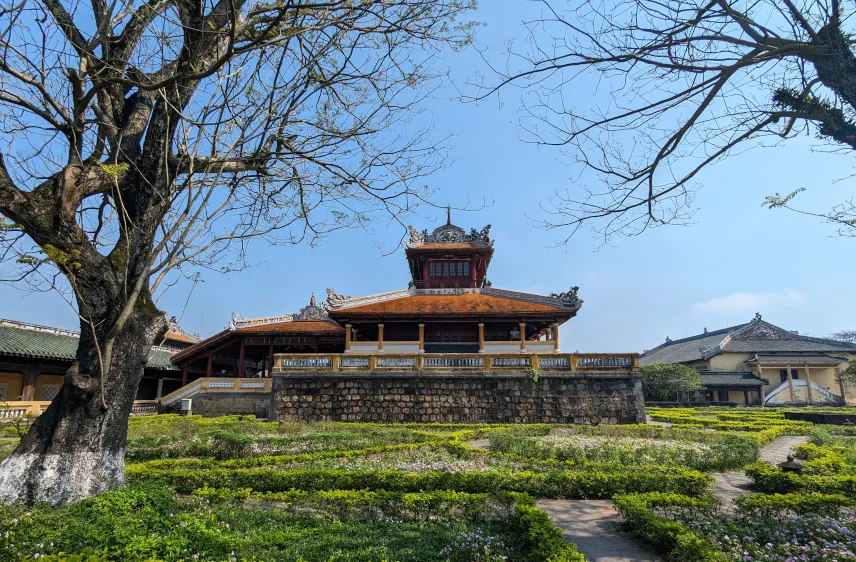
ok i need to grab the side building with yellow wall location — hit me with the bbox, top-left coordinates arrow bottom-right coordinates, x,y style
0,318 -> 192,402
640,313 -> 856,406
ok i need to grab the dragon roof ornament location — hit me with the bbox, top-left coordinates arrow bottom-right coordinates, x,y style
407,222 -> 493,248
229,294 -> 333,330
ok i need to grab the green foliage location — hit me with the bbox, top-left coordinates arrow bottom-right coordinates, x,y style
640,363 -> 701,401
488,431 -> 757,472
733,492 -> 854,520
613,493 -> 727,562
128,463 -> 710,498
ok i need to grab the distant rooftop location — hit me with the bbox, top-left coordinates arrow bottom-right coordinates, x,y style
640,313 -> 856,365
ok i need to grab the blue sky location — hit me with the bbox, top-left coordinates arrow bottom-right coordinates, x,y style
2,1 -> 855,352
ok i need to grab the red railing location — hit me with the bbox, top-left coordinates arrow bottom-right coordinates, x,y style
413,280 -> 481,289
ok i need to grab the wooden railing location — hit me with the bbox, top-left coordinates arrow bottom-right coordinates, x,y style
272,352 -> 639,373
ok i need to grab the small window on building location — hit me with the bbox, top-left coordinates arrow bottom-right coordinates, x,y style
717,391 -> 729,402
39,384 -> 60,401
779,369 -> 800,383
694,365 -> 709,372
0,383 -> 7,401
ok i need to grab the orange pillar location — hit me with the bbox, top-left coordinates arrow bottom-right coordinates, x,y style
519,322 -> 527,353
345,324 -> 352,353
418,323 -> 425,353
478,323 -> 485,353
377,324 -> 384,352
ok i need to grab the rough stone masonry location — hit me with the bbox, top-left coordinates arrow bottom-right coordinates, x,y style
271,371 -> 646,424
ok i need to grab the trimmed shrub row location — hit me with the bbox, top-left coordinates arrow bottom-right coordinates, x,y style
613,493 -> 727,562
191,487 -> 585,561
129,464 -> 711,498
746,462 -> 856,496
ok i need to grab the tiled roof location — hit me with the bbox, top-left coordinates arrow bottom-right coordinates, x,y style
164,330 -> 198,344
331,292 -> 572,316
722,339 -> 856,353
234,321 -> 343,334
0,319 -> 177,370
641,317 -> 856,365
640,326 -> 743,364
700,372 -> 769,388
746,354 -> 848,364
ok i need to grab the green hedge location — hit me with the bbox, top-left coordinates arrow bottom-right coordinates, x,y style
191,488 -> 586,562
129,465 -> 711,499
613,493 -> 728,562
733,492 -> 854,519
745,462 -> 856,496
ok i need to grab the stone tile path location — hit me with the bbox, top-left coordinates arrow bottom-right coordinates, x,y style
759,435 -> 808,464
537,500 -> 662,562
537,435 -> 809,560
462,439 -> 490,450
710,435 -> 809,504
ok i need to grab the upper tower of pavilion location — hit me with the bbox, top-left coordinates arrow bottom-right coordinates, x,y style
404,210 -> 494,289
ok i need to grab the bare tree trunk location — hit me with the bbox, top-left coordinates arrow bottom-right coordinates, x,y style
0,302 -> 166,504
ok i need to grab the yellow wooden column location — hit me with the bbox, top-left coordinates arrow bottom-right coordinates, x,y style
478,323 -> 485,353
344,324 -> 352,353
377,324 -> 384,353
786,364 -> 796,404
418,323 -> 425,354
519,322 -> 527,353
758,366 -> 766,406
804,364 -> 813,405
553,323 -> 560,352
838,367 -> 848,405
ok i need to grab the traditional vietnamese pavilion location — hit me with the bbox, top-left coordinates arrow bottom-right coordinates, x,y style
161,215 -> 644,424
170,215 -> 586,381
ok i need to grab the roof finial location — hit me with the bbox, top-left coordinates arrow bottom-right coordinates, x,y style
446,206 -> 451,225
310,292 -> 316,307
753,312 -> 762,322
703,327 -> 708,334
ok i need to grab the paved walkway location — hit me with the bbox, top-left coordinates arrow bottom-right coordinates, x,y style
537,500 -> 662,562
710,435 -> 809,504
537,435 -> 809,560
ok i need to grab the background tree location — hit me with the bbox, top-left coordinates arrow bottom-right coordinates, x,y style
829,330 -> 856,344
640,363 -> 702,402
478,0 -> 856,243
0,0 -> 476,504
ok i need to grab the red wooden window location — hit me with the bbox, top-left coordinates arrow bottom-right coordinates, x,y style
429,260 -> 469,278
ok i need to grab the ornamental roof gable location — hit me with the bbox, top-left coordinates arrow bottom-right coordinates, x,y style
324,286 -> 582,315
229,293 -> 338,330
406,213 -> 493,249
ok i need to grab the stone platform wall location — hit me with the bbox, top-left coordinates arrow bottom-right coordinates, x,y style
271,371 -> 646,424
162,392 -> 270,418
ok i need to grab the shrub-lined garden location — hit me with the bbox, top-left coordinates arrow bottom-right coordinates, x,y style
4,407 -> 856,560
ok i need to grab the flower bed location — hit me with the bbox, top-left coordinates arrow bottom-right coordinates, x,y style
489,432 -> 756,471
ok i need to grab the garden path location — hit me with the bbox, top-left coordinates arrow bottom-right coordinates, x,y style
537,500 -> 662,562
710,435 -> 808,503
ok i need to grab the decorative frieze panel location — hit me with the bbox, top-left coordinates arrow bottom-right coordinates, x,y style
341,357 -> 370,368
280,357 -> 332,368
539,357 -> 569,368
239,381 -> 266,389
209,381 -> 236,388
492,357 -> 531,368
424,357 -> 484,368
578,356 -> 632,368
377,357 -> 416,368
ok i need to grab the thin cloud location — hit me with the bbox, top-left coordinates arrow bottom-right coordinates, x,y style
691,290 -> 805,315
